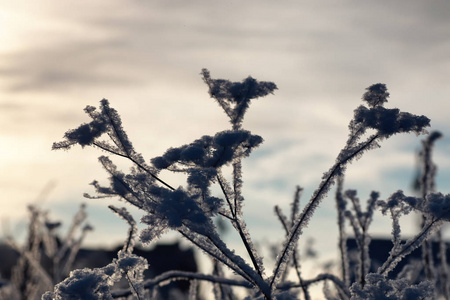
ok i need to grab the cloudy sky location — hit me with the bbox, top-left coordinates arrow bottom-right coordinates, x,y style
1,0 -> 450,275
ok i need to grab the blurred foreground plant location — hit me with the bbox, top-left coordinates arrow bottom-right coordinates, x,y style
44,70 -> 450,300
1,204 -> 91,300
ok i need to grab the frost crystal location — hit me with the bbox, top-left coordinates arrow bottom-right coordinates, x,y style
151,130 -> 263,170
114,250 -> 148,299
354,106 -> 430,137
362,83 -> 390,107
43,266 -> 119,300
350,273 -> 433,300
202,68 -> 277,129
423,192 -> 450,221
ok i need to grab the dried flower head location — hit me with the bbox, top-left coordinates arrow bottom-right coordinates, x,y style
362,83 -> 390,107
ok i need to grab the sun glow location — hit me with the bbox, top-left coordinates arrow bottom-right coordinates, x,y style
0,8 -> 30,52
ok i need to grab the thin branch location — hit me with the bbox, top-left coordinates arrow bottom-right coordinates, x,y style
271,134 -> 380,290
217,173 -> 265,279
111,271 -> 252,298
93,141 -> 127,158
111,270 -> 351,300
125,272 -> 142,300
279,273 -> 350,300
378,218 -> 441,276
93,142 -> 176,191
335,176 -> 349,288
178,230 -> 254,285
274,206 -> 310,300
217,174 -> 236,217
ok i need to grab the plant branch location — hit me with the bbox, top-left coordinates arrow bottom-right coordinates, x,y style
111,271 -> 253,298
275,206 -> 310,300
279,273 -> 350,300
217,173 -> 265,280
378,218 -> 441,276
93,142 -> 176,191
271,134 -> 379,290
178,230 -> 254,285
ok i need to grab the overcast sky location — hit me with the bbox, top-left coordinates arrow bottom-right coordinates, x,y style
1,0 -> 450,275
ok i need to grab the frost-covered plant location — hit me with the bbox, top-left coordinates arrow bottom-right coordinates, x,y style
343,189 -> 379,287
2,204 -> 92,300
49,70 -> 447,300
350,273 -> 433,300
335,130 -> 450,299
42,205 -> 148,300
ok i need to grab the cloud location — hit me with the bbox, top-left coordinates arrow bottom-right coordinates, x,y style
0,40 -> 144,92
1,0 -> 449,106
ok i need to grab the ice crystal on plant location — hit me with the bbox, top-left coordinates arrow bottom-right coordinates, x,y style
49,70 -> 446,300
151,187 -> 208,227
379,190 -> 450,222
201,68 -> 277,129
350,273 -> 433,300
377,190 -> 417,216
151,130 -> 263,170
423,192 -> 450,221
114,250 -> 148,299
42,266 -> 120,300
362,83 -> 390,108
353,106 -> 430,137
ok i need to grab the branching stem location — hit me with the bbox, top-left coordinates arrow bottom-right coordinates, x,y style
271,134 -> 379,290
217,174 -> 265,279
378,218 -> 440,276
93,142 -> 176,190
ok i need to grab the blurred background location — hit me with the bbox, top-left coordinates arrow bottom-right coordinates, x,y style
1,0 -> 450,289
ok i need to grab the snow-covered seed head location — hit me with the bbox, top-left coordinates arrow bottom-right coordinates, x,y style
362,83 -> 389,108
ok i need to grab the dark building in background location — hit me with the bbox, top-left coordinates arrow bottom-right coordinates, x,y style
0,241 -> 197,299
347,237 -> 450,281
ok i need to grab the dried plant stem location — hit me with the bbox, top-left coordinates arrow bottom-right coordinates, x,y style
438,230 -> 450,299
179,230 -> 255,285
279,273 -> 350,300
418,132 -> 441,283
274,206 -> 310,300
335,177 -> 349,288
125,272 -> 142,300
111,271 -> 253,298
7,242 -> 54,292
93,141 -> 176,190
271,134 -> 379,290
217,173 -> 264,279
378,218 -> 441,276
